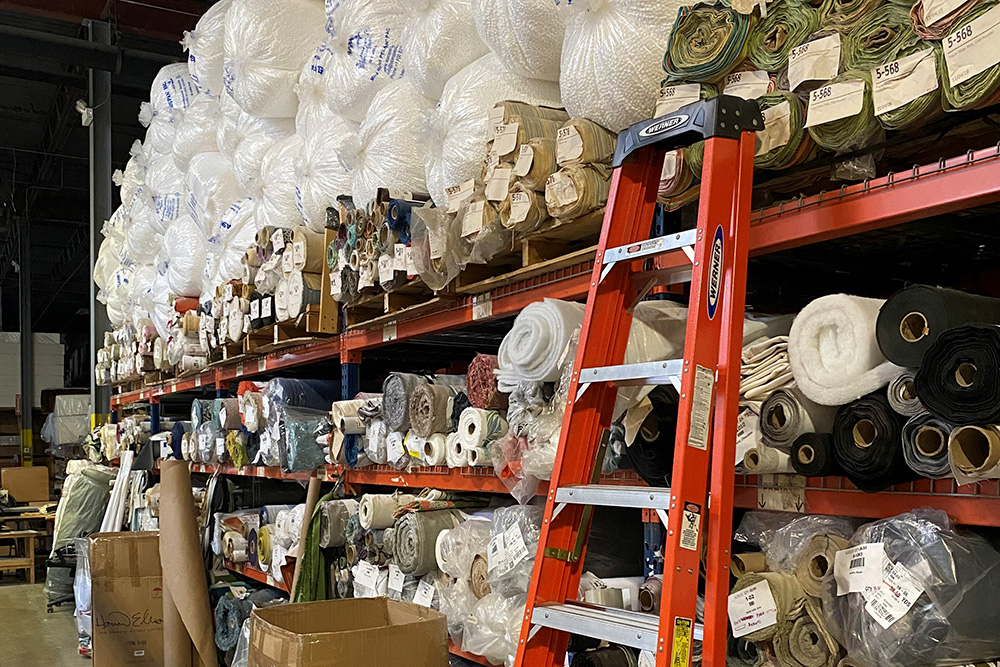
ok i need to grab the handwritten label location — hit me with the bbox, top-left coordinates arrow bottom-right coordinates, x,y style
494,122 -> 519,156
943,5 -> 1000,87
293,241 -> 305,266
788,32 -> 841,92
924,0 -> 968,28
873,49 -> 938,115
378,254 -> 394,283
446,179 -> 475,214
546,172 -> 578,208
270,229 -> 284,251
729,581 -> 779,638
413,579 -> 435,607
394,243 -> 407,271
805,79 -> 865,128
723,70 -> 771,100
509,190 -> 531,226
556,125 -> 584,163
755,102 -> 792,156
654,83 -> 701,117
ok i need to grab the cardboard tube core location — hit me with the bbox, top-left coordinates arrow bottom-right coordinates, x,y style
853,419 -> 877,448
810,554 -> 830,579
901,379 -> 917,401
797,444 -> 815,465
900,311 -> 929,342
951,425 -> 1000,472
915,426 -> 946,457
956,362 -> 977,388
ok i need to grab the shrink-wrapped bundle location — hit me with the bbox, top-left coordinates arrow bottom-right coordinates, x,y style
471,0 -> 563,81
294,44 -> 333,137
182,0 -> 232,95
255,134 -> 303,229
294,109 -> 357,231
163,214 -> 209,297
232,114 -> 295,196
143,152 -> 186,234
171,92 -> 220,173
216,92 -> 242,156
401,0 -> 489,99
186,152 -> 241,236
124,200 -> 163,264
149,63 -> 199,114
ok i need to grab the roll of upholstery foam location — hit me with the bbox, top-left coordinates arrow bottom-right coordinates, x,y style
744,444 -> 796,473
791,433 -> 842,476
886,369 -> 922,416
789,294 -> 903,406
832,391 -> 914,492
319,498 -> 358,548
759,387 -> 837,449
843,2 -> 919,71
517,136 -> 558,192
731,572 -> 806,641
819,0 -> 881,32
949,424 -> 1000,481
795,534 -> 848,598
876,285 -> 1000,368
664,3 -> 754,83
555,118 -> 617,167
876,44 -> 943,130
382,372 -> 428,432
910,0 -> 989,39
409,383 -> 462,438
394,509 -> 464,576
496,298 -> 585,388
916,325 -> 1000,425
470,553 -> 491,599
748,0 -> 820,72
467,354 -> 508,410
902,411 -> 954,479
422,433 -> 448,466
806,70 -> 882,153
544,163 -> 611,221
624,386 -> 678,487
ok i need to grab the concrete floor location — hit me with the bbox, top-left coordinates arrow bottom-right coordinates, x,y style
0,580 -> 83,666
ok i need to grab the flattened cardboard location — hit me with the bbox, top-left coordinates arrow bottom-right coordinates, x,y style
2,465 -> 49,501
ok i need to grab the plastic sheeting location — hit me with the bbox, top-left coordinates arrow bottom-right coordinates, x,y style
182,0 -> 231,95
162,214 -> 209,297
144,152 -> 186,234
255,134 -> 303,229
294,108 -> 356,231
171,92 -> 221,173
186,152 -> 241,236
402,0 -> 489,99
150,63 -> 199,114
472,0 -> 563,81
232,113 -> 295,196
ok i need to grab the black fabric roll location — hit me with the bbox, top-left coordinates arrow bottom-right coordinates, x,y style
248,291 -> 263,330
832,391 -> 915,492
876,285 -> 1000,367
570,646 -> 638,667
258,294 -> 276,327
214,595 -> 250,651
170,420 -> 189,460
727,633 -> 762,667
901,411 -> 953,479
915,325 -> 1000,426
624,386 -> 678,487
791,432 -> 841,476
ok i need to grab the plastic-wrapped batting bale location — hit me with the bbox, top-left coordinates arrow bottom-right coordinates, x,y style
472,0 -> 563,81
162,214 -> 209,297
294,44 -> 334,137
139,101 -> 177,156
171,92 -> 221,173
186,152 -> 241,236
222,0 -> 326,118
322,0 -> 407,123
124,200 -> 163,265
255,134 -> 304,229
425,53 -> 562,208
560,0 -> 683,131
345,79 -> 436,205
149,63 -> 199,114
182,0 -> 232,95
219,206 -> 259,282
144,152 -> 187,234
232,113 -> 295,196
294,108 -> 357,231
93,236 -> 121,292
401,0 -> 490,100
216,92 -> 242,156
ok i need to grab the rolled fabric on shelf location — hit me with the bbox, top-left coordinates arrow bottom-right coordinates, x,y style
222,531 -> 248,562
664,3 -> 754,83
774,600 -> 841,667
791,433 -> 842,476
731,572 -> 806,641
544,163 -> 611,221
467,354 -> 508,410
445,432 -> 465,468
422,433 -> 448,466
887,369 -> 922,416
638,575 -> 663,613
493,114 -> 563,162
832,391 -> 914,492
274,276 -> 289,322
874,44 -> 943,131
290,226 -> 326,273
910,0 -> 989,40
496,298 -> 586,388
916,325 -> 1000,425
394,509 -> 464,576
180,355 -> 208,372
818,0 -> 881,32
555,118 -> 617,167
260,504 -> 293,526
470,553 -> 491,599
902,411 -> 954,479
247,527 -> 258,567
624,386 -> 679,487
383,372 -> 429,432
458,408 -> 509,463
806,70 -> 883,154
788,293 -> 903,406
842,2 -> 919,71
409,383 -> 463,438
794,534 -> 848,598
744,444 -> 796,473
257,524 -> 274,568
730,552 -> 767,578
748,0 -> 820,72
657,149 -> 695,201
727,635 -> 764,667
319,498 -> 359,548
285,269 -> 322,318
191,398 -> 214,429
502,182 -> 549,233
217,397 -> 241,430
359,493 -> 417,530
754,92 -> 816,171
516,137 -> 558,192
949,424 -> 1000,481
759,387 -> 837,449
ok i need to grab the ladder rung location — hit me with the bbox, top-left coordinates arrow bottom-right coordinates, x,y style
579,359 -> 683,386
554,484 -> 672,509
602,229 -> 698,265
530,601 -> 703,653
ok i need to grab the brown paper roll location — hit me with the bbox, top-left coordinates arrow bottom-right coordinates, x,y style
162,582 -> 193,667
290,476 -> 323,601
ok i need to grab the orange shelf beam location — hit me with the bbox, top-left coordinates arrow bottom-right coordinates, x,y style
224,560 -> 289,593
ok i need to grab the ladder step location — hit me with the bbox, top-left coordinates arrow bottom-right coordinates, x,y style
554,484 -> 672,509
602,229 -> 698,265
530,601 -> 703,653
579,359 -> 683,386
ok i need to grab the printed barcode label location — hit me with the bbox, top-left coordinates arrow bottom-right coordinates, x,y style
849,556 -> 865,569
834,543 -> 886,596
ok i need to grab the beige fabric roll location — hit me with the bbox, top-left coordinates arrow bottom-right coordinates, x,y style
556,118 -> 617,167
495,114 -> 563,161
774,598 -> 840,667
502,182 -> 549,233
517,137 -> 558,192
545,163 -> 611,221
470,553 -> 492,599
731,552 -> 767,577
491,100 -> 569,128
795,534 -> 849,598
291,226 -> 326,273
731,571 -> 806,641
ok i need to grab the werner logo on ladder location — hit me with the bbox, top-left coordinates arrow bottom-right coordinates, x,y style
514,96 -> 763,667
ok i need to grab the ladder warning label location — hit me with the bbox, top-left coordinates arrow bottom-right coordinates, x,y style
670,616 -> 692,667
679,502 -> 701,551
687,365 -> 714,450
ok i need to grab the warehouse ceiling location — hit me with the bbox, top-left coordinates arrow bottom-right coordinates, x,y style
0,0 -> 211,337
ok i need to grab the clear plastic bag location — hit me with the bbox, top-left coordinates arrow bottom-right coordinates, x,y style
765,514 -> 858,572
488,505 -> 544,595
73,537 -> 92,641
294,108 -> 357,231
471,0 -> 563,81
255,134 -> 303,229
402,0 -> 489,99
410,204 -> 467,291
171,92 -> 220,173
439,577 -> 479,643
186,152 -> 241,236
182,0 -> 231,95
149,63 -> 198,114
231,618 -> 251,667
282,406 -> 330,472
462,592 -> 527,667
438,517 -> 493,580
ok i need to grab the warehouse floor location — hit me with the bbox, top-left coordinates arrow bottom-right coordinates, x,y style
0,581 -> 81,666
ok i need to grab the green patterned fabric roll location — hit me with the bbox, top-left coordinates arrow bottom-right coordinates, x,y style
875,44 -> 943,130
940,1 -> 1000,110
664,3 -> 755,83
807,70 -> 882,152
843,1 -> 921,70
748,0 -> 820,72
819,0 -> 884,33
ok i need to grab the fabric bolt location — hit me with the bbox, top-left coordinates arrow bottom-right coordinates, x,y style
916,325 -> 1000,425
382,372 -> 429,432
222,531 -> 248,562
216,397 -> 241,430
247,527 -> 258,567
445,432 -> 465,468
664,3 -> 755,83
795,534 -> 849,598
555,118 -> 617,167
749,0 -> 820,72
458,408 -> 509,453
624,386 -> 679,487
887,369 -> 922,416
744,443 -> 796,473
806,70 -> 883,153
358,493 -> 417,530
657,149 -> 695,201
727,634 -> 765,667
257,524 -> 274,567
394,509 -> 464,576
422,433 -> 448,466
843,2 -> 919,71
791,432 -> 842,476
213,594 -> 250,651
544,163 -> 611,221
902,411 -> 954,478
470,554 -> 492,598
392,488 -> 491,518
949,424 -> 1000,481
467,354 -> 508,410
755,91 -> 817,170
501,181 -> 549,233
409,383 -> 463,438
774,599 -> 841,667
876,43 -> 944,130
759,387 -> 838,449
832,391 -> 915,492
731,571 -> 806,641
818,0 -> 882,32
910,0 -> 989,39
730,552 -> 767,578
517,136 -> 558,192
225,430 -> 249,469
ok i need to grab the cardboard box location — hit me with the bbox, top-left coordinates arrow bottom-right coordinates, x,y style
1,465 -> 49,501
90,532 -> 164,667
249,598 -> 448,667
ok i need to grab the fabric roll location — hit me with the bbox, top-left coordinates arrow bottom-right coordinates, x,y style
260,504 -> 293,526
638,575 -> 663,613
458,408 -> 509,462
664,3 -> 754,83
247,527 -> 258,567
241,389 -> 265,432
555,118 -> 617,167
422,433 -> 448,466
795,534 -> 848,598
759,387 -> 838,449
731,572 -> 806,641
496,298 -> 586,388
470,553 -> 491,599
910,0 -> 989,39
806,70 -> 882,153
875,43 -> 943,130
902,411 -> 954,479
217,397 -> 241,430
843,2 -> 919,71
223,531 -> 248,562
285,270 -> 322,318
818,0 -> 881,32
382,372 -> 429,432
730,552 -> 767,577
467,354 -> 508,410
789,294 -> 903,406
744,444 -> 796,473
496,114 -> 564,162
191,398 -> 213,430
791,433 -> 842,476
876,285 -> 1000,368
319,498 -> 358,548
544,163 -> 611,221
570,646 -> 638,667
754,92 -> 816,170
916,325 -> 1000,425
502,181 -> 549,233
359,493 -> 417,530
394,509 -> 464,576
727,634 -> 764,667
445,432 -> 465,468
949,424 -> 1000,481
257,524 -> 274,567
291,226 -> 325,273
517,137 -> 558,192
887,369 -> 922,416
624,386 -> 679,487
774,599 -> 840,667
832,391 -> 914,492
749,0 -> 820,72
409,383 -> 462,438
214,595 -> 250,651
658,149 -> 694,200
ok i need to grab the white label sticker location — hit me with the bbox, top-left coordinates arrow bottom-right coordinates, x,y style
864,562 -> 925,629
261,297 -> 272,318
293,241 -> 305,266
679,503 -> 701,551
788,32 -> 842,92
873,49 -> 939,115
556,125 -> 584,164
546,172 -> 579,208
513,144 -> 534,177
378,254 -> 394,282
249,299 -> 260,321
331,272 -> 341,296
503,524 -> 530,569
394,243 -> 407,271
486,167 -> 513,202
509,190 -> 532,226
257,358 -> 267,373
488,104 -> 506,137
661,151 -> 679,182
405,246 -> 416,276
943,5 -> 1000,87
655,83 -> 701,117
383,321 -> 397,342
728,581 -> 779,638
723,70 -> 771,100
224,283 -> 234,301
805,80 -> 865,128
270,229 -> 284,251
355,560 -> 379,589
472,293 -> 493,321
687,365 -> 714,450
494,122 -> 519,156
282,249 -> 295,274
387,433 -> 405,461
755,102 -> 792,156
446,179 -> 475,214
834,543 -> 887,597
388,564 -> 405,593
924,0 -> 969,28
413,579 -> 435,607
487,534 -> 506,573
462,200 -> 486,237
359,265 -> 373,289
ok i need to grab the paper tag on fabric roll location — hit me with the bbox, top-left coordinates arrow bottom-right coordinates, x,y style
387,433 -> 405,461
728,581 -> 779,638
388,564 -> 405,593
262,297 -> 272,318
250,299 -> 260,320
924,0 -> 970,28
293,241 -> 305,265
556,125 -> 584,163
546,172 -> 579,207
487,534 -> 506,573
270,229 -> 284,251
394,243 -> 407,271
198,433 -> 208,450
661,151 -> 679,181
513,144 -> 534,176
462,200 -> 486,237
486,167 -> 513,202
755,102 -> 792,156
359,265 -> 374,289
405,246 -> 416,276
943,5 -> 1000,87
494,122 -> 519,156
281,249 -> 294,273
446,179 -> 475,214
355,560 -> 379,589
872,49 -> 938,115
723,70 -> 771,100
224,283 -> 234,301
413,579 -> 435,607
864,562 -> 925,629
509,191 -> 531,225
788,32 -> 842,91
734,407 -> 760,465
834,543 -> 887,596
504,524 -> 530,568
331,272 -> 342,296
488,104 -> 506,136
655,83 -> 701,117
378,254 -> 394,282
805,80 -> 865,128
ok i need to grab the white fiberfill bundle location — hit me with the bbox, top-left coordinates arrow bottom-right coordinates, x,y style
232,113 -> 295,195
496,298 -> 585,388
256,134 -> 304,229
94,236 -> 121,292
295,44 -> 333,136
217,199 -> 257,281
426,53 -> 561,207
347,79 -> 436,204
295,109 -> 356,231
150,63 -> 199,114
186,152 -> 241,236
144,153 -> 186,233
560,0 -> 681,132
139,102 -> 177,155
216,92 -> 242,156
471,0 -> 564,81
162,214 -> 209,297
172,92 -> 221,172
223,0 -> 326,118
788,294 -> 904,406
401,0 -> 489,99
182,0 -> 232,95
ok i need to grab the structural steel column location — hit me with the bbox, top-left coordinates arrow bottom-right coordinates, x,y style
19,221 -> 32,465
